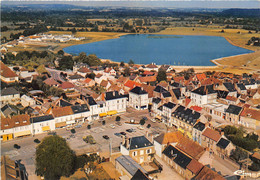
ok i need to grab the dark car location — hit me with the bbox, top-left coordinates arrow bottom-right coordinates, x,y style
126,129 -> 133,133
103,135 -> 109,140
114,133 -> 121,137
142,116 -> 148,120
14,144 -> 21,149
120,132 -> 126,135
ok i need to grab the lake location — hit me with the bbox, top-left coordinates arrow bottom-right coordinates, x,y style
63,34 -> 253,66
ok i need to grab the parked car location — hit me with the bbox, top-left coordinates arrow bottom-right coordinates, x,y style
126,128 -> 136,133
83,135 -> 96,144
137,126 -> 144,130
120,132 -> 126,135
151,119 -> 156,123
34,139 -> 41,143
14,144 -> 20,149
115,121 -> 122,126
103,135 -> 109,140
114,133 -> 121,137
110,124 -> 115,129
142,116 -> 148,120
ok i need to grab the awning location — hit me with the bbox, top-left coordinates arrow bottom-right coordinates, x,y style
107,110 -> 118,116
14,130 -> 31,138
8,134 -> 13,140
186,132 -> 192,139
66,120 -> 76,125
55,122 -> 67,128
178,128 -> 185,134
156,115 -> 162,120
2,135 -> 8,141
42,126 -> 50,132
99,112 -> 107,117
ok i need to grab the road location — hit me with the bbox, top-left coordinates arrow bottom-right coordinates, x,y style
46,68 -> 70,82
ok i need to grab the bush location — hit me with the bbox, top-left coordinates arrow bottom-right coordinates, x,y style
147,124 -> 151,128
71,129 -> 76,134
230,147 -> 248,162
87,125 -> 91,129
249,162 -> 260,171
102,121 -> 106,125
140,119 -> 145,125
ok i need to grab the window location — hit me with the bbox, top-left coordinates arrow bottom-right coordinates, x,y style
146,149 -> 151,154
132,151 -> 137,156
140,150 -> 144,155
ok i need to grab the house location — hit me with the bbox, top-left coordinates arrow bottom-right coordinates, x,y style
203,103 -> 229,119
171,106 -> 202,139
1,114 -> 31,141
95,73 -> 106,84
124,80 -> 141,91
185,159 -> 204,179
217,82 -> 237,97
193,165 -> 225,180
120,136 -> 155,164
192,121 -> 206,145
216,138 -> 235,159
52,106 -> 75,127
153,86 -> 172,103
240,108 -> 260,129
81,95 -> 99,120
1,155 -> 28,180
235,83 -> 247,95
0,104 -> 18,118
0,61 -> 19,83
115,155 -> 148,180
151,97 -> 162,119
43,78 -> 60,87
58,81 -> 75,91
153,131 -> 183,157
100,80 -> 111,89
68,74 -> 85,83
191,85 -> 217,105
83,78 -> 95,87
162,145 -> 192,177
129,86 -> 149,110
144,63 -> 158,71
30,115 -> 55,135
136,76 -> 157,85
201,128 -> 222,154
77,67 -> 92,77
21,95 -> 36,107
161,102 -> 177,125
71,104 -> 90,124
104,67 -> 116,76
1,87 -> 20,105
170,88 -> 185,104
225,104 -> 243,124
105,91 -> 127,114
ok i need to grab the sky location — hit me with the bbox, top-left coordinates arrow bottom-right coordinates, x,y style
2,1 -> 260,8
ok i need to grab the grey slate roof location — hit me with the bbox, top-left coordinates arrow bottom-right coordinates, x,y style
30,115 -> 54,123
172,106 -> 201,126
152,97 -> 161,104
124,136 -> 153,150
105,91 -> 125,101
1,104 -> 18,117
172,88 -> 182,99
236,83 -> 246,91
223,83 -> 236,92
154,86 -> 168,93
81,95 -> 97,105
193,122 -> 206,132
192,85 -> 216,95
71,104 -> 89,114
225,105 -> 242,115
163,102 -> 176,109
217,90 -> 229,99
1,87 -> 19,96
116,155 -> 148,176
162,145 -> 192,169
131,169 -> 149,180
130,86 -> 148,95
216,138 -> 231,149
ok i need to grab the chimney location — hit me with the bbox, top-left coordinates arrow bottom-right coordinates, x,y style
126,137 -> 130,149
146,131 -> 149,139
122,135 -> 125,146
113,91 -> 116,96
220,131 -> 224,136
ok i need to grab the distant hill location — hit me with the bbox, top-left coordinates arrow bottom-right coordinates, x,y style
221,8 -> 260,17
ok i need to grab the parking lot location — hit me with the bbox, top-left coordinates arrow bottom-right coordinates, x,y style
1,108 -> 167,179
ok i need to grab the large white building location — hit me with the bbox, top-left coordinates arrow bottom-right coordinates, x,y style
190,85 -> 217,106
129,86 -> 149,110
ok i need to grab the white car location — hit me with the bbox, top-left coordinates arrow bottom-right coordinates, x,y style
88,121 -> 93,125
151,119 -> 156,123
110,124 -> 115,129
137,126 -> 144,130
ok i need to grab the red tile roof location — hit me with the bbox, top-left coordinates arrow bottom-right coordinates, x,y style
84,78 -> 93,83
43,78 -> 60,86
196,73 -> 206,81
226,96 -> 237,102
190,106 -> 202,112
1,114 -> 30,130
154,131 -> 183,144
78,67 -> 91,73
185,98 -> 191,106
52,106 -> 74,117
240,108 -> 260,121
187,159 -> 204,174
202,128 -> 221,142
146,64 -> 158,68
194,166 -> 225,180
58,82 -> 75,89
0,61 -> 18,78
143,71 -> 155,76
138,76 -> 156,83
124,80 -> 141,89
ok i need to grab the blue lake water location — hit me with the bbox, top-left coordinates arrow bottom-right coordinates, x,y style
63,34 -> 253,66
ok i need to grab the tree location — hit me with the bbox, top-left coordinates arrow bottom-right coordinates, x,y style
57,50 -> 64,56
128,59 -> 134,66
71,28 -> 77,34
36,64 -> 48,74
123,67 -> 130,77
35,135 -> 75,179
120,61 -> 125,67
86,72 -> 95,80
140,119 -> 145,125
156,68 -> 167,82
147,124 -> 151,128
58,56 -> 74,70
